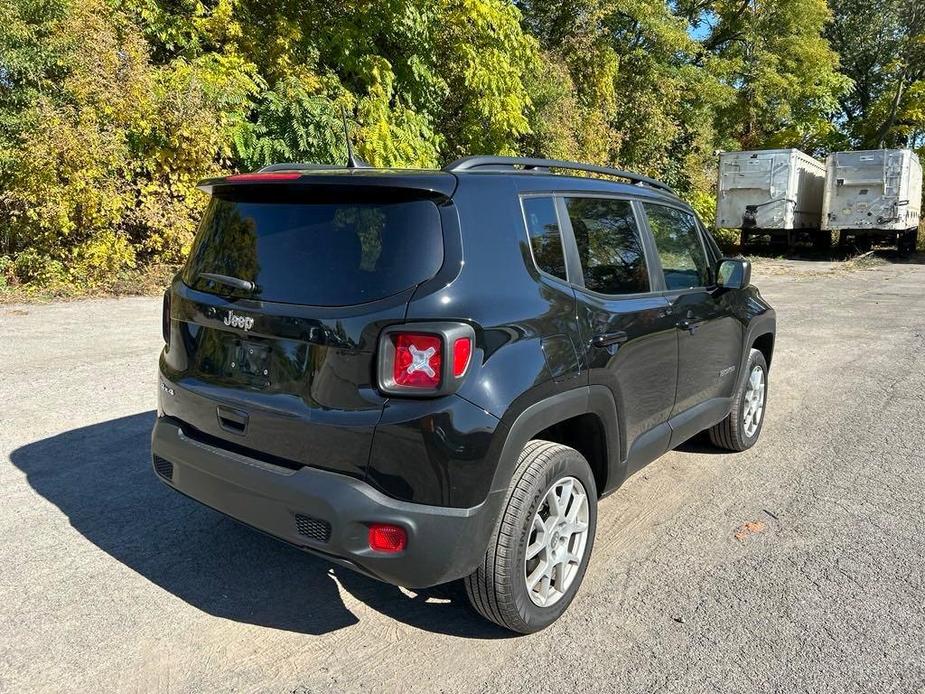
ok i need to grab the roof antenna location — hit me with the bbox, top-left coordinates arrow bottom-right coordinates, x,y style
340,106 -> 369,169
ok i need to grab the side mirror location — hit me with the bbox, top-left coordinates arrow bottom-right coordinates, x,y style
716,257 -> 751,290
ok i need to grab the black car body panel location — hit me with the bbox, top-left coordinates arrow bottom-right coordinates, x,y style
152,162 -> 776,588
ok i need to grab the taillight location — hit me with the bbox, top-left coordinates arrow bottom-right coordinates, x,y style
393,333 -> 442,388
453,337 -> 472,377
162,290 -> 171,345
377,323 -> 475,396
368,523 -> 407,553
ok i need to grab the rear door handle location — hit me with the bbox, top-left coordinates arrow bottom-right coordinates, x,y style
592,331 -> 628,348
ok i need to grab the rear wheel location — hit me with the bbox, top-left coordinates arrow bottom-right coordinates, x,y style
709,348 -> 768,451
465,440 -> 597,633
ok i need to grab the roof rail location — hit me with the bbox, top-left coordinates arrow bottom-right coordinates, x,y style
443,156 -> 676,195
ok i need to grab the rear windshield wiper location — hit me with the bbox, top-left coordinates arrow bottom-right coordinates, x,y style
197,273 -> 256,293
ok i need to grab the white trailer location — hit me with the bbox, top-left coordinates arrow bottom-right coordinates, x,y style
716,149 -> 828,249
821,149 -> 922,254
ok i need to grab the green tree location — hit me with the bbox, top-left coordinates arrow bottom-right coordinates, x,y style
519,0 -> 727,194
827,0 -> 925,149
694,0 -> 850,150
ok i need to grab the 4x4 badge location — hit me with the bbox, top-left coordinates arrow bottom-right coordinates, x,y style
224,309 -> 254,331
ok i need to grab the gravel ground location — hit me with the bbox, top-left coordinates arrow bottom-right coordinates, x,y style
1,258 -> 923,693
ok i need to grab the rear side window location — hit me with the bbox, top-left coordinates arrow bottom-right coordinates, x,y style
522,197 -> 567,280
643,204 -> 711,290
565,197 -> 649,295
184,197 -> 443,306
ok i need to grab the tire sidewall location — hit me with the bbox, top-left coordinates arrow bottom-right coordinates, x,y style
510,448 -> 597,632
739,349 -> 768,447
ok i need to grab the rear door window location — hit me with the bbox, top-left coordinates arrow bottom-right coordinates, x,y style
521,196 -> 568,281
642,204 -> 711,290
184,196 -> 443,306
564,197 -> 649,295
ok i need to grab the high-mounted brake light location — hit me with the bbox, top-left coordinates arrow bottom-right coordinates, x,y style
226,172 -> 302,182
368,523 -> 407,553
377,323 -> 476,396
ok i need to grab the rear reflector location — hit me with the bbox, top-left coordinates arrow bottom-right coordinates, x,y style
392,333 -> 442,388
226,172 -> 302,182
368,524 -> 407,553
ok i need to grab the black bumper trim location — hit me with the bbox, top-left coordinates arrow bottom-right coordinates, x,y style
150,417 -> 504,588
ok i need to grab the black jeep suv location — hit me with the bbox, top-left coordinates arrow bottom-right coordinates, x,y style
152,156 -> 776,633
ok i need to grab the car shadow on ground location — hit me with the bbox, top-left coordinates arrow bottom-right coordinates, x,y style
673,432 -> 726,455
9,412 -> 510,639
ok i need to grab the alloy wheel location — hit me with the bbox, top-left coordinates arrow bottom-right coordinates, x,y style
743,364 -> 766,438
524,476 -> 590,607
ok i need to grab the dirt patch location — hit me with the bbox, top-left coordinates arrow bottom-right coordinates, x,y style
734,520 -> 767,541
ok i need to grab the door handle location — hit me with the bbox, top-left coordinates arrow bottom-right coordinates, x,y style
676,319 -> 702,334
592,331 -> 628,348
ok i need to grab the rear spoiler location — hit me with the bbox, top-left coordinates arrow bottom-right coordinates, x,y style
197,168 -> 457,201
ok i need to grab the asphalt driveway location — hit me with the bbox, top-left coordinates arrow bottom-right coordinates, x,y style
1,257 -> 923,693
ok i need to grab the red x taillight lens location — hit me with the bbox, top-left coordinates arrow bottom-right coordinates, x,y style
392,333 -> 442,388
377,323 -> 475,396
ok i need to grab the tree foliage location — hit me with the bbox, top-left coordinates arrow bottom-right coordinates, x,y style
827,0 -> 925,149
0,0 -> 919,290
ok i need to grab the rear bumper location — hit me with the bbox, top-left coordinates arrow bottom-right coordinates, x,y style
150,416 -> 503,588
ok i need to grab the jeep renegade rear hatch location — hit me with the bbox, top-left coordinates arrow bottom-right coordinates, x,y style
160,172 -> 453,481
185,195 -> 442,306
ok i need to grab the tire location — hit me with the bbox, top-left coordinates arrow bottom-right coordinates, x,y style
465,440 -> 597,634
709,348 -> 768,452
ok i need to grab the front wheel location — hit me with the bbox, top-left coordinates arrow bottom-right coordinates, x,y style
465,441 -> 597,633
709,348 -> 768,451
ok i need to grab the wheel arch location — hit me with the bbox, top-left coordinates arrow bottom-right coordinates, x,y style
488,386 -> 622,500
751,331 -> 775,369
737,307 -> 776,394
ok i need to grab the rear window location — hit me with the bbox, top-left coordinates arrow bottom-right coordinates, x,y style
184,197 -> 443,306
